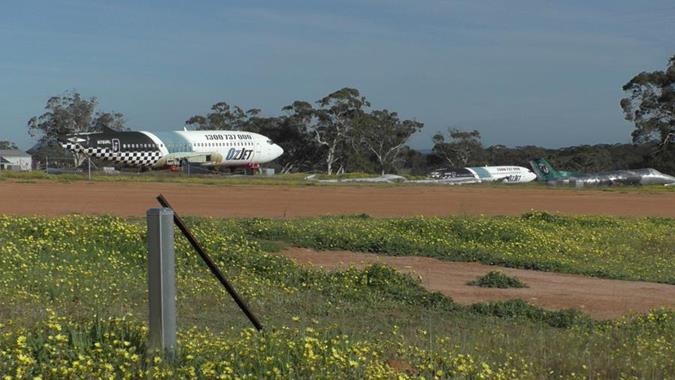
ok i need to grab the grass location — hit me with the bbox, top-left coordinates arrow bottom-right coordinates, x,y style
0,215 -> 672,378
236,212 -> 675,284
468,271 -> 528,288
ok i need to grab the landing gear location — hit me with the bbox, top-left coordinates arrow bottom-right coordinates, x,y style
181,159 -> 191,176
247,163 -> 261,175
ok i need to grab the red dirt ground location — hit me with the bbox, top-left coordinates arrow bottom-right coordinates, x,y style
4,181 -> 675,217
279,247 -> 675,319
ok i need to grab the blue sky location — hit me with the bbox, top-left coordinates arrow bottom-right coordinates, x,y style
1,0 -> 673,150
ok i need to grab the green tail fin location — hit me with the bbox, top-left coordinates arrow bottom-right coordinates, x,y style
528,158 -> 562,181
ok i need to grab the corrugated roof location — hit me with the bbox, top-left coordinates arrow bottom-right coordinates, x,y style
0,149 -> 31,157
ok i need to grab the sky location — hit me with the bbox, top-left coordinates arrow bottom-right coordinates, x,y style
1,0 -> 674,151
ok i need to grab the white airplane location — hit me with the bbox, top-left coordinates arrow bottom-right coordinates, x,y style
429,166 -> 537,184
61,126 -> 284,170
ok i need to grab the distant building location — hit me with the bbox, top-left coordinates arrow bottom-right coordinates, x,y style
0,149 -> 32,171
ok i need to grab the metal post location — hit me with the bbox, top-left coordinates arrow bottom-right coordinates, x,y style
87,136 -> 91,180
146,208 -> 177,358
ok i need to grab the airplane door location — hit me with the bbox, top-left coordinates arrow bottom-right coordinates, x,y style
112,139 -> 120,153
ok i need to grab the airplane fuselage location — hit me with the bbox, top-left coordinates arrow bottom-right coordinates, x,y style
429,166 -> 537,184
548,169 -> 675,187
62,129 -> 284,169
528,158 -> 675,186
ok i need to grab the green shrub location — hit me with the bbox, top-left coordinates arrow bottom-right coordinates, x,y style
470,299 -> 592,328
467,271 -> 528,288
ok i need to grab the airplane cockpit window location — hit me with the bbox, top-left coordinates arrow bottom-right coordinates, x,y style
267,139 -> 274,145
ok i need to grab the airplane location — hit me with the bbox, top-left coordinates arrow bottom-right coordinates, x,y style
529,158 -> 675,186
60,126 -> 284,171
428,166 -> 537,184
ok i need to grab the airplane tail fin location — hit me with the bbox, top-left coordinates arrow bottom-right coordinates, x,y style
528,158 -> 562,181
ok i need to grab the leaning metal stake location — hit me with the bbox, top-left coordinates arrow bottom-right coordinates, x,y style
156,194 -> 263,331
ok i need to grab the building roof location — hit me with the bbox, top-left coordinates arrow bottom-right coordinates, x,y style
0,149 -> 31,157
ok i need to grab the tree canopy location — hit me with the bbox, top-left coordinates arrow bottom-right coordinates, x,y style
432,129 -> 486,167
620,55 -> 675,152
185,102 -> 260,130
0,141 -> 18,150
352,110 -> 424,175
27,91 -> 126,165
313,88 -> 371,175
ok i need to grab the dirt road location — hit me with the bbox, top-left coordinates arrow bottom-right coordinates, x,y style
5,181 -> 675,217
280,247 -> 675,319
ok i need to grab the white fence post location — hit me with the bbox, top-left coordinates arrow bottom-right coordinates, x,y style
146,208 -> 177,358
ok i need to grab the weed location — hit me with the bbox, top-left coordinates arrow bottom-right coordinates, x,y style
468,271 -> 528,288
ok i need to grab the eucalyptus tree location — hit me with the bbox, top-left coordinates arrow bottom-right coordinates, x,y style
621,55 -> 675,154
0,141 -> 18,150
352,110 -> 423,175
313,88 -> 370,175
27,91 -> 126,166
432,129 -> 486,167
185,102 -> 259,130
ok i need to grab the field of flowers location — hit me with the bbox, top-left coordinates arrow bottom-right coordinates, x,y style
238,212 -> 675,283
0,215 -> 673,378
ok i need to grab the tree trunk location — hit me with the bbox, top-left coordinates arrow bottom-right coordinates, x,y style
326,140 -> 338,175
74,153 -> 87,168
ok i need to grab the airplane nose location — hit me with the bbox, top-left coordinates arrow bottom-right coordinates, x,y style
526,171 -> 538,182
273,144 -> 284,159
